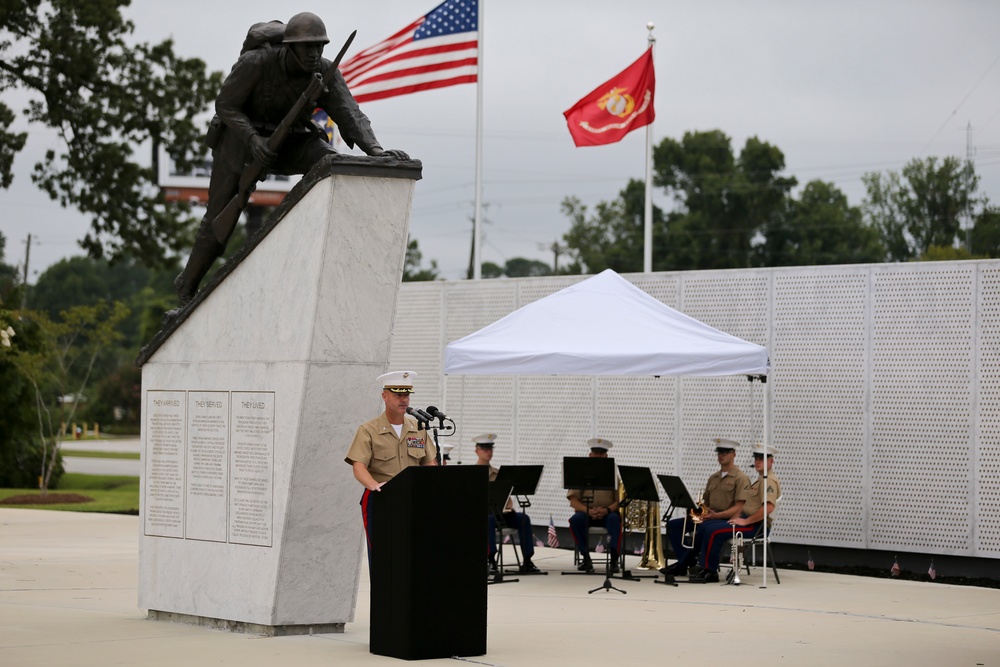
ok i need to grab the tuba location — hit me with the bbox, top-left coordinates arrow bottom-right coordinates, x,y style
619,481 -> 666,570
635,499 -> 666,570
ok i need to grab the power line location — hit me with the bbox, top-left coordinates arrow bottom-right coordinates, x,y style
923,50 -> 1000,151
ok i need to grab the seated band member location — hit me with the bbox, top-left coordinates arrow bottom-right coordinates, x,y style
344,370 -> 437,563
729,442 -> 781,541
662,437 -> 750,583
567,438 -> 621,574
475,434 -> 540,574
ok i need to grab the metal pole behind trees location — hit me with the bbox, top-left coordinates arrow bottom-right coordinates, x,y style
21,233 -> 31,309
643,23 -> 656,273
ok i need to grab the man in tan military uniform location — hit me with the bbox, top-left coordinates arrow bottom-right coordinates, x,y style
345,370 -> 437,556
567,438 -> 621,573
662,437 -> 750,582
475,434 -> 540,574
730,443 -> 781,533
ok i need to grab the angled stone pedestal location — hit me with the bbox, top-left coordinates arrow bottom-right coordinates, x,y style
136,156 -> 421,634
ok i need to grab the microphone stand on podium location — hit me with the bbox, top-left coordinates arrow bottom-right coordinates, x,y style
406,406 -> 455,464
561,456 -> 625,595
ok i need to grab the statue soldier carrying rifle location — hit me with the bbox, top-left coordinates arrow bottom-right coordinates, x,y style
174,12 -> 409,306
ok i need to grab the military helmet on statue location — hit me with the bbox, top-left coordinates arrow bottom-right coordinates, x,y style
283,12 -> 330,44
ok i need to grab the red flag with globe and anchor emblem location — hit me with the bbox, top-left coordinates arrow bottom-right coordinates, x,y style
563,47 -> 655,147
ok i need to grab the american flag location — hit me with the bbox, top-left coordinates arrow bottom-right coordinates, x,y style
928,559 -> 936,580
547,515 -> 559,548
340,0 -> 478,104
890,556 -> 900,577
807,550 -> 815,571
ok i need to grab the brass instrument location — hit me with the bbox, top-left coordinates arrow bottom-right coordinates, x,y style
635,500 -> 666,570
724,524 -> 745,585
689,499 -> 711,524
680,492 -> 709,550
619,481 -> 666,571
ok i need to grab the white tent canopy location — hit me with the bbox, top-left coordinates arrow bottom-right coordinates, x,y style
444,269 -> 769,377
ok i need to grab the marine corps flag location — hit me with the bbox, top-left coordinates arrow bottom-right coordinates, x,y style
563,47 -> 655,147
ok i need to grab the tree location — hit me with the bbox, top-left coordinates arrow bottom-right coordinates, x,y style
562,179 -> 665,273
970,206 -> 1000,258
754,180 -> 884,267
654,130 -> 797,270
861,156 -> 979,262
0,0 -> 221,266
481,261 -> 504,279
6,300 -> 129,492
402,237 -> 439,281
504,257 -> 551,278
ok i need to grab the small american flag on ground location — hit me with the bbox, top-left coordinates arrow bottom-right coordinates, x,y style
340,0 -> 478,104
890,556 -> 901,577
547,515 -> 559,548
928,559 -> 937,580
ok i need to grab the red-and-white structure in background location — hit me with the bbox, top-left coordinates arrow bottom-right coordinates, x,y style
156,146 -> 301,208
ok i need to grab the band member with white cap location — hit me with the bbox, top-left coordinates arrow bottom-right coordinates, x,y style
662,437 -> 750,582
345,370 -> 437,557
729,442 -> 781,535
567,438 -> 621,574
474,434 -> 540,574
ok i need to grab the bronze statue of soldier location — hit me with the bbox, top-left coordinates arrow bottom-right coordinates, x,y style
174,12 -> 408,306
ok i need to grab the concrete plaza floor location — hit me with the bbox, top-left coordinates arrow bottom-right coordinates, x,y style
1,508 -> 998,667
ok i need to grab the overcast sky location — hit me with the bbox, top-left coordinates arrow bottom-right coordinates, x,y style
2,0 -> 999,281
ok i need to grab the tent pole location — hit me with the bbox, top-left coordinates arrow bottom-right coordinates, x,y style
761,373 -> 770,589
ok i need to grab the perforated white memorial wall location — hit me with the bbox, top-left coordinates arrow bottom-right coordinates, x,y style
389,260 -> 1000,558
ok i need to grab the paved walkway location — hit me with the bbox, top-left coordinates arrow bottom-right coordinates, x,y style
60,437 -> 141,476
1,508 -> 998,667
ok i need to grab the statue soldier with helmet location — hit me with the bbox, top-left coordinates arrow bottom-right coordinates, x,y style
174,12 -> 409,306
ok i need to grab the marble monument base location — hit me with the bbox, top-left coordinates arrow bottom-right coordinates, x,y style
137,156 -> 421,633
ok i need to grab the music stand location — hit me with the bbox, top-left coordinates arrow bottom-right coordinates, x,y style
617,465 -> 661,581
493,465 -> 547,576
495,465 -> 544,505
657,475 -> 698,516
487,482 -> 517,585
655,475 -> 699,587
562,456 -> 624,594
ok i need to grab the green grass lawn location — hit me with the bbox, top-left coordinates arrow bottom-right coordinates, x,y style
0,473 -> 140,514
61,449 -> 141,460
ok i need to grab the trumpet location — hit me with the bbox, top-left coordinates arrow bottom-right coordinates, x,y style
725,524 -> 745,585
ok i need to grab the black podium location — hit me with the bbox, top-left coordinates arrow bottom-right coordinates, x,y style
369,465 -> 488,660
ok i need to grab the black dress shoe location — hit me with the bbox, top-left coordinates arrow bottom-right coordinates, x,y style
519,562 -> 541,574
609,561 -> 620,575
659,562 -> 688,577
690,569 -> 719,583
578,556 -> 595,573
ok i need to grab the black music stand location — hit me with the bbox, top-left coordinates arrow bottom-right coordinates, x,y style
487,482 -> 518,584
617,465 -> 661,581
494,465 -> 547,576
655,474 -> 700,586
562,456 -> 624,594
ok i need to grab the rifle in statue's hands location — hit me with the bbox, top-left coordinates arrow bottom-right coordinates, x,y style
211,30 -> 357,244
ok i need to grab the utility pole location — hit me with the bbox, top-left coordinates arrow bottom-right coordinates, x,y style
966,122 -> 974,254
541,241 -> 568,274
21,233 -> 32,309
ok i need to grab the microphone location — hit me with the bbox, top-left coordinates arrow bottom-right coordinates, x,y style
406,406 -> 434,423
425,405 -> 447,421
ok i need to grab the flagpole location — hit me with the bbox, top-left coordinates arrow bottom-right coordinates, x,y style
643,22 -> 655,274
472,0 -> 484,280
